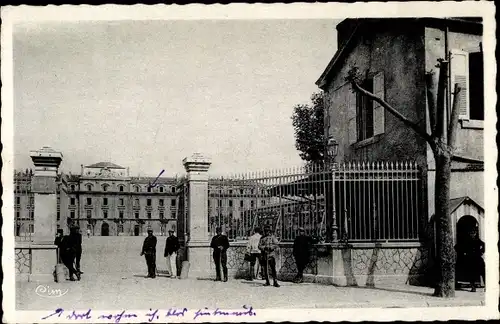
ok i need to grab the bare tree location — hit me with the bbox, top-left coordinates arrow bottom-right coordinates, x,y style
346,59 -> 461,297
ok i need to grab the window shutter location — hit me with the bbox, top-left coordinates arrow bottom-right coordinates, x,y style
450,49 -> 470,120
347,84 -> 357,144
372,72 -> 385,135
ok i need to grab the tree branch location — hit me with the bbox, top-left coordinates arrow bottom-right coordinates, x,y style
350,81 -> 434,144
435,60 -> 449,140
448,83 -> 462,147
425,71 -> 438,135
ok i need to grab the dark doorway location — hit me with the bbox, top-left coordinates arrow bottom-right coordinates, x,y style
101,222 -> 110,236
456,215 -> 480,285
134,225 -> 140,236
457,215 -> 479,244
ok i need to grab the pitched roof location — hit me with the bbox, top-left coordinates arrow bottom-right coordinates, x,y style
452,155 -> 484,164
130,177 -> 177,184
85,162 -> 126,169
316,18 -> 483,89
449,196 -> 484,214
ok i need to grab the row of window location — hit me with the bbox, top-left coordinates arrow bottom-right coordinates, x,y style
72,184 -> 176,193
15,196 -> 35,205
69,210 -> 177,219
209,188 -> 267,196
75,197 -> 177,207
15,210 -> 34,220
209,199 -> 266,208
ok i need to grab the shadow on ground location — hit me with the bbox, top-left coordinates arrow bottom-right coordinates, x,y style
351,285 -> 434,298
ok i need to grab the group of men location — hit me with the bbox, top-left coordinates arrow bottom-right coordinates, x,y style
140,228 -> 180,279
54,226 -> 83,281
211,225 -> 314,287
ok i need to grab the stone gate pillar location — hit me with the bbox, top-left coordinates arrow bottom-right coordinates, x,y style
182,153 -> 211,278
29,146 -> 63,281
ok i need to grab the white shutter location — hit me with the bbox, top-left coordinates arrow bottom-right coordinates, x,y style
373,72 -> 385,135
450,49 -> 470,120
347,84 -> 357,144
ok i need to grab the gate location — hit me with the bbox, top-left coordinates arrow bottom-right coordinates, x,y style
206,161 -> 423,242
176,177 -> 189,245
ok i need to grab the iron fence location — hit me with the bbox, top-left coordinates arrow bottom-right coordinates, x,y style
207,161 -> 422,242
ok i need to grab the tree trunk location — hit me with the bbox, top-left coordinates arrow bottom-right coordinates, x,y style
433,151 -> 455,297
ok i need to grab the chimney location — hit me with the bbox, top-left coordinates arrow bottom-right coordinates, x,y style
127,167 -> 130,177
81,164 -> 84,176
336,19 -> 361,49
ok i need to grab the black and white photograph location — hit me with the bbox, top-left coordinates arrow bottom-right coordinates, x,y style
1,3 -> 498,323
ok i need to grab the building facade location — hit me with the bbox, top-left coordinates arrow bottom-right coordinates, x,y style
61,162 -> 179,236
14,169 -> 36,237
316,18 -> 484,243
15,162 -> 270,239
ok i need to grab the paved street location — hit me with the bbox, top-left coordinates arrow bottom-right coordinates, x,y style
17,273 -> 485,310
16,237 -> 485,310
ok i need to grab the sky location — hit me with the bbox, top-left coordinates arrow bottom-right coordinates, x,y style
13,19 -> 338,177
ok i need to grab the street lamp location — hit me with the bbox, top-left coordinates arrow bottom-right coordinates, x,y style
326,136 -> 339,167
326,136 -> 339,241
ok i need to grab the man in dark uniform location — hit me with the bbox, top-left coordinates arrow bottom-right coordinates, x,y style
210,227 -> 230,282
455,227 -> 485,292
72,226 -> 83,275
293,227 -> 314,283
140,228 -> 157,278
54,229 -> 64,264
57,229 -> 80,281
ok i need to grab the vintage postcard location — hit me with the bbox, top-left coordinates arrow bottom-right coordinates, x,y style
1,2 -> 498,323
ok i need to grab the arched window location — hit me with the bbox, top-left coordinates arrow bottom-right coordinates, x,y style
119,185 -> 124,192
70,185 -> 75,191
171,186 -> 176,193
134,186 -> 140,192
86,184 -> 93,191
102,184 -> 109,192
147,186 -> 152,193
159,186 -> 164,193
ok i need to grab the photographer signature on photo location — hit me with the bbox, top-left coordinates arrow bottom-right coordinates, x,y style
35,285 -> 69,298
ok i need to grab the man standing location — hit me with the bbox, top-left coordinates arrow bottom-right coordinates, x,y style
259,225 -> 280,287
54,229 -> 64,264
456,227 -> 485,292
140,228 -> 157,278
73,226 -> 83,275
210,227 -> 230,282
293,227 -> 313,283
87,228 -> 91,238
246,227 -> 262,281
164,229 -> 180,278
58,230 -> 80,281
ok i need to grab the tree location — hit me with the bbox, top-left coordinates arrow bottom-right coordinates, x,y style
291,92 -> 326,164
346,59 -> 461,298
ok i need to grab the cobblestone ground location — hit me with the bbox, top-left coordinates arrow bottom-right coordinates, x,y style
16,237 -> 485,310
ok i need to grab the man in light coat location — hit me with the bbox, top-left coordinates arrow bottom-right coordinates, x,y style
246,227 -> 262,281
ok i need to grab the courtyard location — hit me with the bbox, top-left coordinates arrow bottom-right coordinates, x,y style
16,237 -> 484,310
